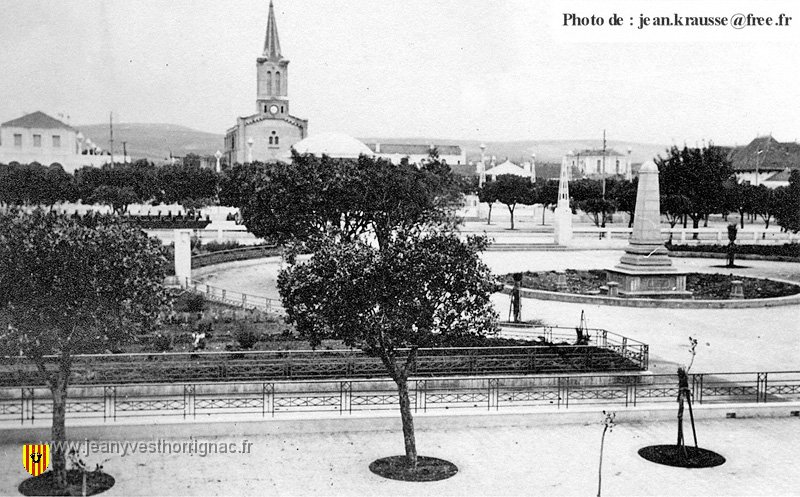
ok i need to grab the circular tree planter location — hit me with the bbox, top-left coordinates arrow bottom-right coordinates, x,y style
369,456 -> 458,482
638,445 -> 725,469
19,470 -> 115,496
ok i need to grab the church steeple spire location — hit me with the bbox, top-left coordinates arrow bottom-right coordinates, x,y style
262,1 -> 282,60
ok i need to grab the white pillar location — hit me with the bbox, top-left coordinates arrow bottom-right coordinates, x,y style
554,161 -> 573,245
174,229 -> 193,288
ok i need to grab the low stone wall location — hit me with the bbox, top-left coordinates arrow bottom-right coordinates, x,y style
668,251 -> 800,263
501,283 -> 800,309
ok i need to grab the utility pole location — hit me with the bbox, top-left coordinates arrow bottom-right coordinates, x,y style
601,129 -> 607,229
122,141 -> 127,163
109,111 -> 114,165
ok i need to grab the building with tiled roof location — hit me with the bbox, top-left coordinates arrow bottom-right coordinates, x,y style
726,136 -> 800,187
224,1 -> 308,165
0,111 -> 112,172
364,142 -> 466,166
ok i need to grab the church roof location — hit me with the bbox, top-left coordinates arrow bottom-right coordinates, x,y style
290,133 -> 374,159
262,1 -> 282,60
366,143 -> 463,156
485,159 -> 529,177
2,111 -> 74,130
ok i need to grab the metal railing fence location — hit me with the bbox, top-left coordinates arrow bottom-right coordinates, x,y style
2,370 -> 798,425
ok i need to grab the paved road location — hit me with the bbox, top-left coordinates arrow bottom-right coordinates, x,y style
3,417 -> 798,496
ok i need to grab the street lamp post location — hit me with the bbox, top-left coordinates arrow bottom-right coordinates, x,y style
214,150 -> 222,173
246,138 -> 254,163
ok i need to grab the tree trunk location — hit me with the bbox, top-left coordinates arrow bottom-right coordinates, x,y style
739,209 -> 745,229
542,205 -> 546,225
51,362 -> 70,489
395,377 -> 418,468
508,205 -> 515,230
486,204 -> 493,225
628,213 -> 634,228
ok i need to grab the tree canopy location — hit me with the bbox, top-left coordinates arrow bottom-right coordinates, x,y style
226,151 -> 462,248
0,210 -> 170,488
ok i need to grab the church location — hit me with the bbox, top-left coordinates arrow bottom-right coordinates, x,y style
224,1 -> 308,165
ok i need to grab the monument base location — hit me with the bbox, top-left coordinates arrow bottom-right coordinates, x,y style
606,266 -> 692,299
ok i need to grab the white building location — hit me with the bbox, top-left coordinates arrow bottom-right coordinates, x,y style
364,143 -> 465,166
0,111 -> 114,173
562,148 -> 631,179
483,159 -> 532,181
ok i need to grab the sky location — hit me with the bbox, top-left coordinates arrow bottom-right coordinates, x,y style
1,0 -> 799,146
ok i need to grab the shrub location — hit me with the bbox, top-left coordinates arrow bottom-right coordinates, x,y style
152,333 -> 173,352
666,242 -> 800,259
233,322 -> 261,349
184,293 -> 206,312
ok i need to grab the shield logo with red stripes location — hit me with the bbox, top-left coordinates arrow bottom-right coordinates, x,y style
22,444 -> 50,477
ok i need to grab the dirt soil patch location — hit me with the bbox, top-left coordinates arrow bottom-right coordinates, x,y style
19,470 -> 115,496
638,445 -> 726,468
369,456 -> 458,482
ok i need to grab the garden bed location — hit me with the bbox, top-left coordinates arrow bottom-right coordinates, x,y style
501,270 -> 800,299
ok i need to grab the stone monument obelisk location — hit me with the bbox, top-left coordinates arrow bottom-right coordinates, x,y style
606,161 -> 691,298
553,160 -> 572,245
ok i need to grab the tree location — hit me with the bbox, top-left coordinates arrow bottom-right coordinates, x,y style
536,179 -> 559,225
0,210 -> 170,489
232,152 -> 460,249
612,178 -> 638,228
578,198 -> 618,228
661,194 -> 691,242
657,145 -> 733,238
156,162 -> 218,206
775,171 -> 800,233
751,184 -> 781,231
493,174 -> 535,230
89,185 -> 138,214
477,181 -> 500,225
278,232 -> 498,468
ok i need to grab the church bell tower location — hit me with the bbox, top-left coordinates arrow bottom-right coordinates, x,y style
256,1 -> 290,117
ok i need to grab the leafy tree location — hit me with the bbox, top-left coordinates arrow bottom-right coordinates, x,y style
775,171 -> 800,233
535,179 -> 560,225
661,194 -> 691,242
657,145 -> 733,238
0,210 -> 170,489
723,180 -> 757,229
493,174 -> 535,230
278,232 -> 498,468
477,181 -> 500,225
751,184 -> 781,230
155,163 -> 218,206
89,185 -> 139,214
578,198 -> 618,228
232,152 -> 459,249
74,162 -> 158,207
612,178 -> 638,228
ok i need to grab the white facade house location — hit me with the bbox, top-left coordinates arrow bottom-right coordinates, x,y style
562,149 -> 631,179
364,143 -> 465,166
0,111 -> 115,173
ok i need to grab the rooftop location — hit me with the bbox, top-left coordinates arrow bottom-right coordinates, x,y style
1,111 -> 74,130
366,143 -> 463,156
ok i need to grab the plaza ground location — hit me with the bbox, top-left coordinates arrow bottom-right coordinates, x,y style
198,248 -> 800,374
2,416 -> 799,495
3,228 -> 797,496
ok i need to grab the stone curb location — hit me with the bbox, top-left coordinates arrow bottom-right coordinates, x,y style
500,282 -> 800,309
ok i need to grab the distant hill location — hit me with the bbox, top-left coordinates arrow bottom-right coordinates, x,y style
75,122 -> 668,169
76,123 -> 224,161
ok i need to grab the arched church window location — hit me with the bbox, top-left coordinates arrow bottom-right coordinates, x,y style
275,72 -> 281,95
275,136 -> 279,145
266,71 -> 272,94
269,137 -> 273,145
